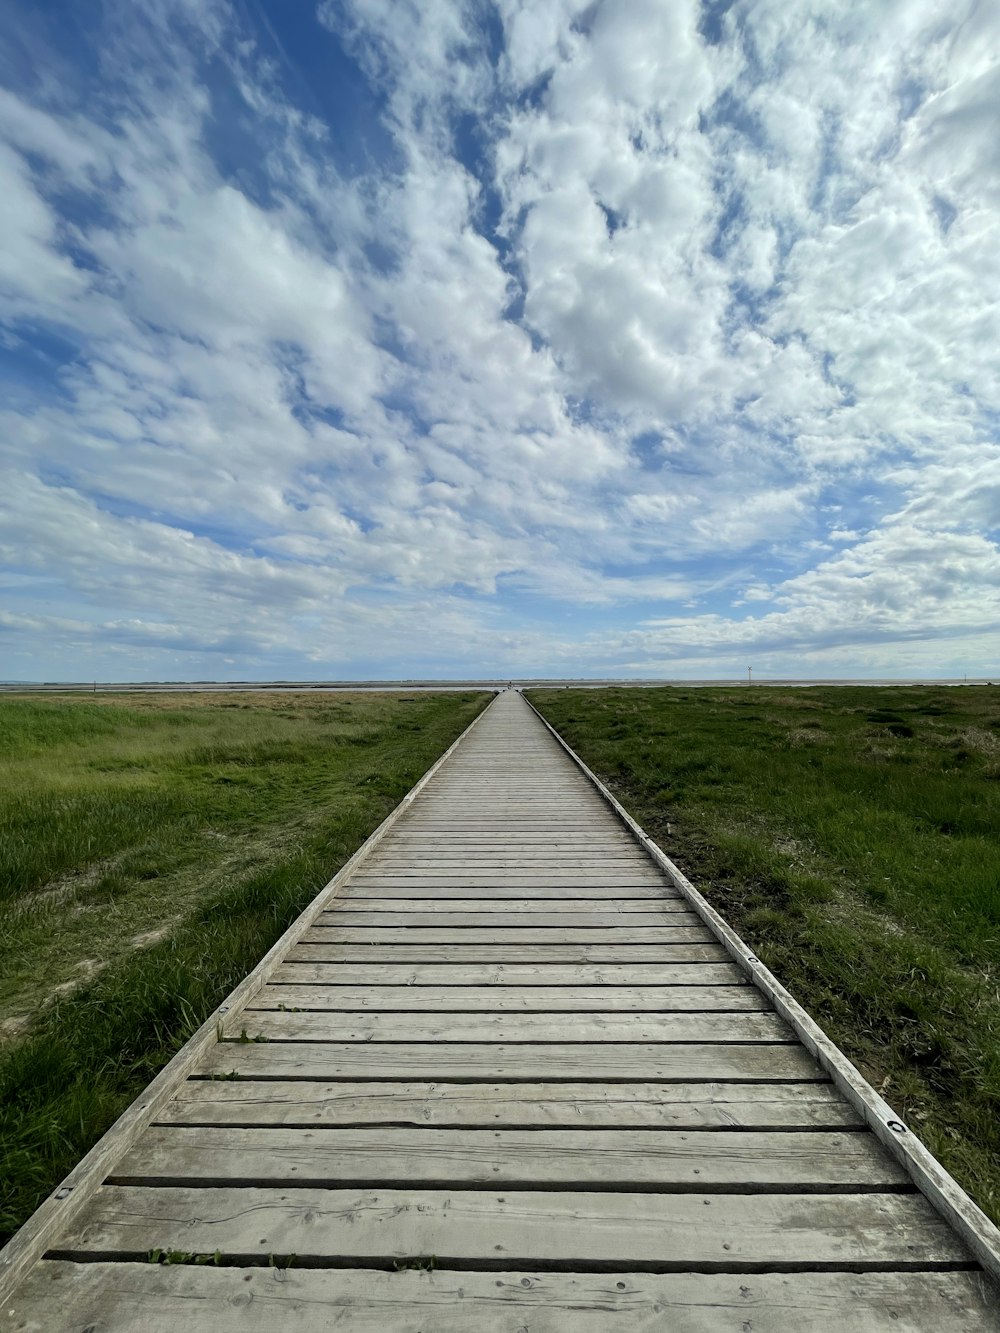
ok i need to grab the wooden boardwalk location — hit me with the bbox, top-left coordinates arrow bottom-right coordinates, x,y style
3,689 -> 1000,1329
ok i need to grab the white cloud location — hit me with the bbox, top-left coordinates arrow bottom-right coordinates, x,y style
0,0 -> 997,678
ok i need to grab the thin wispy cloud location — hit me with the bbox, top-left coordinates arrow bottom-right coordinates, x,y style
1,0 -> 997,678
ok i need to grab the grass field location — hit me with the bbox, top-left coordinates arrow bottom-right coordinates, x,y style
0,689 -> 488,1242
530,684 -> 1000,1224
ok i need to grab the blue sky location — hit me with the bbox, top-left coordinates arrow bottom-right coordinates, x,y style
1,0 -> 998,680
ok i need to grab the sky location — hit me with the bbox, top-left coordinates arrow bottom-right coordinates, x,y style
1,0 -> 998,681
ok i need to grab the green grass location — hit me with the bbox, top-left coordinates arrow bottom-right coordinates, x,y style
529,684 -> 1000,1223
0,689 -> 488,1243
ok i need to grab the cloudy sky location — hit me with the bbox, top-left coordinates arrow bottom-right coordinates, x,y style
1,0 -> 998,680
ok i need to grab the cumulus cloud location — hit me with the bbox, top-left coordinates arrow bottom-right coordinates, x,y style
0,0 -> 997,678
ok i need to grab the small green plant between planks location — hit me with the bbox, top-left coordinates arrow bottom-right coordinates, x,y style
529,684 -> 1000,1225
0,689 -> 489,1244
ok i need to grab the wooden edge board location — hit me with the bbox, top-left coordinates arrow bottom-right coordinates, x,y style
521,690 -> 1000,1282
0,691 -> 499,1305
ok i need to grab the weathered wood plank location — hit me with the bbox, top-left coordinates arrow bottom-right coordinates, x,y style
159,1079 -> 861,1129
351,863 -> 667,873
11,1264 -> 1000,1333
315,911 -> 703,929
352,863 -> 674,874
386,821 -> 632,827
365,865 -> 659,875
287,942 -> 732,964
396,828 -> 628,835
410,801 -> 611,808
329,897 -> 683,912
302,927 -> 716,944
373,837 -> 644,845
112,1125 -> 906,1190
385,833 -> 640,843
248,984 -> 770,1012
341,881 -> 669,899
226,1010 -> 792,1044
57,1187 -> 969,1267
346,878 -> 672,890
345,879 -> 672,892
270,962 -> 749,986
198,1040 -> 823,1082
365,853 -> 650,863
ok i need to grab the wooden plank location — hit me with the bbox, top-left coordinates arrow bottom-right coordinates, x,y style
387,830 -> 640,840
56,1186 -> 969,1268
288,943 -> 733,964
226,1010 -> 792,1044
399,821 -> 629,828
363,867 -> 659,876
349,874 -> 677,885
198,1040 -> 823,1082
317,911 -> 701,930
409,801 -> 611,808
341,882 -> 668,899
346,880 -> 673,890
371,838 -> 644,847
364,822 -> 644,829
385,794 -> 610,800
364,865 -> 655,873
270,962 -> 750,986
248,984 -> 771,1012
302,927 -> 717,944
111,1125 -> 907,1190
366,853 -> 654,864
12,1264 -> 1000,1333
393,833 -> 631,840
329,897 -> 683,912
350,871 -> 668,881
159,1079 -> 862,1129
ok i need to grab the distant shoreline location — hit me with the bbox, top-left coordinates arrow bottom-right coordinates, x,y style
1,677 -> 995,693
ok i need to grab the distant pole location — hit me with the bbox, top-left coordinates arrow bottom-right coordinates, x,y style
748,665 -> 752,686
93,679 -> 97,694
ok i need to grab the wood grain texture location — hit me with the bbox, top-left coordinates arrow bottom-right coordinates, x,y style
328,896 -> 685,912
158,1079 -> 862,1129
301,926 -> 718,944
364,856 -> 656,867
224,1009 -> 792,1044
58,1186 -> 968,1268
9,1264 -> 999,1333
268,961 -> 749,986
344,874 -> 674,885
339,881 -> 670,899
198,1040 -> 824,1082
287,942 -> 734,963
315,910 -> 703,929
111,1125 -> 907,1190
248,984 -> 770,1012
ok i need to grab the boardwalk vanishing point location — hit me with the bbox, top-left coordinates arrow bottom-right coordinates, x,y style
2,689 -> 1000,1329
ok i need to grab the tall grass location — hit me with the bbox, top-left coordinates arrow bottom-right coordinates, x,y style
0,699 -> 442,906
